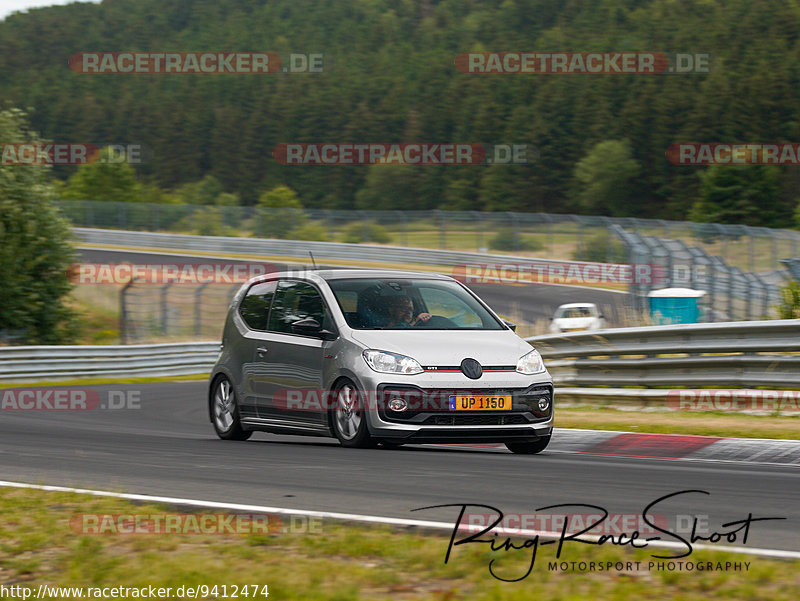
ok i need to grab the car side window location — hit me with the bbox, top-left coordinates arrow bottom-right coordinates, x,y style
239,281 -> 277,331
268,280 -> 331,334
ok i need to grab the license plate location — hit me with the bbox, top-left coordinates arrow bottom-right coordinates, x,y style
449,395 -> 511,411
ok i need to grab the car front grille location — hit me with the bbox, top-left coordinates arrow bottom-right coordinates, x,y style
421,414 -> 529,426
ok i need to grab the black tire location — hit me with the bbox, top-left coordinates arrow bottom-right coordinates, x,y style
211,376 -> 252,441
331,379 -> 375,448
505,435 -> 550,454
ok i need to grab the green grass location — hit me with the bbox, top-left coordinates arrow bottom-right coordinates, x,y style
0,487 -> 797,600
68,286 -> 122,345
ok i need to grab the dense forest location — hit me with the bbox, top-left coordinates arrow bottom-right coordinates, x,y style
1,0 -> 800,226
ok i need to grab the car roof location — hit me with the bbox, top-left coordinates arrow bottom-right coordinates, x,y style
312,268 -> 453,281
245,268 -> 455,287
556,302 -> 598,309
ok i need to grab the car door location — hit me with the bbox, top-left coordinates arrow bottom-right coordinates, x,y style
238,280 -> 277,420
254,279 -> 332,430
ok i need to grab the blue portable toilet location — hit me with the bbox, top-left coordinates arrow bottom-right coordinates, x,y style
647,288 -> 706,325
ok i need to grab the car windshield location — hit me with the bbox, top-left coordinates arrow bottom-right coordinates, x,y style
558,307 -> 595,318
328,278 -> 505,330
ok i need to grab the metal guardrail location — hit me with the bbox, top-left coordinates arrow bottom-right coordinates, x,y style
0,342 -> 219,381
526,319 -> 800,394
4,320 -> 797,387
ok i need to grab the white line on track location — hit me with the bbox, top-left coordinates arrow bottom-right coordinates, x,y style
2,479 -> 798,560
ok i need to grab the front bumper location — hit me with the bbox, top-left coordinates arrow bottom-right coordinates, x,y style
356,370 -> 554,444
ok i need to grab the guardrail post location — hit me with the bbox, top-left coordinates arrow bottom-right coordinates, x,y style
161,282 -> 173,336
194,283 -> 209,336
746,277 -> 753,320
770,230 -> 778,269
120,279 -> 136,344
707,261 -> 716,322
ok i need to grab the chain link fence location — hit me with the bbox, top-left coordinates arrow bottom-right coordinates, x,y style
119,280 -> 238,343
56,200 -> 800,340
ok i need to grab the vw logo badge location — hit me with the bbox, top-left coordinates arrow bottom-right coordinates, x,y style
460,358 -> 483,380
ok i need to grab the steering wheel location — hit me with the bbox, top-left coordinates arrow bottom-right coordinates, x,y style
415,315 -> 457,328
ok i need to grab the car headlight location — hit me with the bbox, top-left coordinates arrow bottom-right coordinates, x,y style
362,350 -> 424,375
516,349 -> 545,375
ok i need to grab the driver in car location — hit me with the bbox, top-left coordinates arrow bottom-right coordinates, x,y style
386,295 -> 432,327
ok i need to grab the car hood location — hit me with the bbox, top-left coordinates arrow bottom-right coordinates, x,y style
553,317 -> 598,330
349,329 -> 534,366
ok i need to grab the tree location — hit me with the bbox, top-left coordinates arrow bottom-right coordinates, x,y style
61,146 -> 141,202
572,140 -> 640,216
253,185 -> 305,238
355,164 -> 426,210
689,165 -> 786,227
174,174 -> 226,205
0,109 -> 77,343
778,280 -> 800,319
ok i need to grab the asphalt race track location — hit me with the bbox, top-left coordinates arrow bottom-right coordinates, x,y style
1,382 -> 797,554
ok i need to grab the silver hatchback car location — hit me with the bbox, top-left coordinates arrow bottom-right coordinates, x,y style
208,269 -> 554,453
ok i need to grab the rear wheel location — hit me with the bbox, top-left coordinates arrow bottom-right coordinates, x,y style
211,376 -> 252,441
505,435 -> 550,454
331,380 -> 375,448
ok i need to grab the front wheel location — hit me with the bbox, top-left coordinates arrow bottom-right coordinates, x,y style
211,376 -> 252,441
505,435 -> 550,454
331,380 -> 375,448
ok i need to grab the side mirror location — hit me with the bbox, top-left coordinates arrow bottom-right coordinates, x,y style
291,317 -> 320,336
291,317 -> 338,340
502,319 -> 517,332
